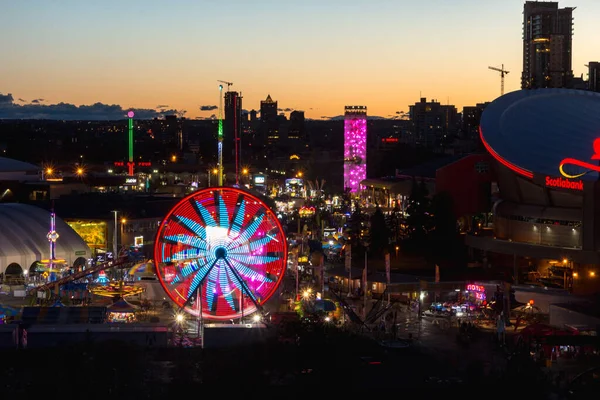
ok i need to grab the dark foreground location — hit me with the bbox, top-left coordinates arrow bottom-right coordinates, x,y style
0,325 -> 574,398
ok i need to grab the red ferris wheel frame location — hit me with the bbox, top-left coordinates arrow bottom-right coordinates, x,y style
153,186 -> 288,321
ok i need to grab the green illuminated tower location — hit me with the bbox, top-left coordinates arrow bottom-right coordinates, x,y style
127,110 -> 135,176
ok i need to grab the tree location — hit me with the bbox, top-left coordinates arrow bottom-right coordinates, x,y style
429,191 -> 461,262
430,191 -> 456,240
404,177 -> 431,245
369,204 -> 390,258
348,201 -> 365,254
340,187 -> 352,214
386,203 -> 401,243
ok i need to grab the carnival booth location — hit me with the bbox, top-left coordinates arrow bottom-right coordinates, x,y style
107,298 -> 138,323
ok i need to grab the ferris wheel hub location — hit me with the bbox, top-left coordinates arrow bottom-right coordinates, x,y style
214,246 -> 227,259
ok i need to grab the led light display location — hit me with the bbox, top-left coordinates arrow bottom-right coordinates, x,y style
344,106 -> 367,192
154,187 -> 287,320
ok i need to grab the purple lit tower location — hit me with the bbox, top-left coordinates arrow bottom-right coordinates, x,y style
343,106 -> 367,192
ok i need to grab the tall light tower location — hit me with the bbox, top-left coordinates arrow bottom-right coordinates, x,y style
343,106 -> 367,193
217,85 -> 224,186
127,110 -> 135,176
46,209 -> 59,282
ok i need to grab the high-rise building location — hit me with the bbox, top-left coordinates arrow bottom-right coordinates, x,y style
588,62 -> 600,92
224,91 -> 242,165
409,98 -> 458,147
344,106 -> 367,193
260,94 -> 278,145
462,102 -> 490,140
522,1 -> 575,89
288,110 -> 305,149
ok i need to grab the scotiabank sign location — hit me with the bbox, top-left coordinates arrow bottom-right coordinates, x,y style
545,176 -> 583,191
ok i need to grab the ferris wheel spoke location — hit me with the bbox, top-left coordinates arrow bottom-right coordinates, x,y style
191,199 -> 217,228
186,257 -> 218,299
172,215 -> 207,239
229,253 -> 280,266
226,257 -> 273,283
164,248 -> 207,263
223,258 -> 258,303
220,262 -> 237,311
228,194 -> 246,236
227,210 -> 265,249
163,234 -> 208,252
204,263 -> 221,312
228,227 -> 280,253
215,191 -> 230,229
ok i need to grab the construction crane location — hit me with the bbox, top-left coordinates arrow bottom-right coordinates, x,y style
217,80 -> 233,91
488,64 -> 510,96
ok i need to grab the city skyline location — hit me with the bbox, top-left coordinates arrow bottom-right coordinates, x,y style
1,0 -> 599,120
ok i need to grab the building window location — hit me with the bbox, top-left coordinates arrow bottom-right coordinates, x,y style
475,162 -> 489,173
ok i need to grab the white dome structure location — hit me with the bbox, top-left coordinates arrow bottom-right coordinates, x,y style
0,203 -> 91,276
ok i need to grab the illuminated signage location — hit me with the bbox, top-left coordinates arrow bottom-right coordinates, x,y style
545,176 -> 583,191
381,138 -> 399,143
134,236 -> 144,247
254,176 -> 265,184
466,284 -> 485,292
559,138 -> 600,178
466,284 -> 486,301
285,178 -> 303,186
124,178 -> 137,185
114,161 -> 151,167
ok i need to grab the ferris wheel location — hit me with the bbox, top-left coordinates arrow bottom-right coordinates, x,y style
154,187 -> 287,321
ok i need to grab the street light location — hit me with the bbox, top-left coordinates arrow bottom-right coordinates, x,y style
111,211 -> 118,259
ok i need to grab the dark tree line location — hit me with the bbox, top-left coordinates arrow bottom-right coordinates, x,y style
403,177 -> 460,262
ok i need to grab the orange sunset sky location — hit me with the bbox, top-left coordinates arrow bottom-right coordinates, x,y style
1,0 -> 598,119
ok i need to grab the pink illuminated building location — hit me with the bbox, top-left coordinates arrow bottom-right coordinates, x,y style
344,106 -> 367,192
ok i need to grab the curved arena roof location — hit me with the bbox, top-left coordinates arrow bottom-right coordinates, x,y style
0,204 -> 91,274
480,89 -> 600,181
0,157 -> 39,172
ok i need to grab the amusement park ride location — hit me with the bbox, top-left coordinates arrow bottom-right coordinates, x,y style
31,97 -> 290,327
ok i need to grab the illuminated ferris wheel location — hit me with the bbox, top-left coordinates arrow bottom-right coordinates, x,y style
154,187 -> 287,321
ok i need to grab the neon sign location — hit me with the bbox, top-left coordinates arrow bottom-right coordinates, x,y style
545,176 -> 583,191
466,284 -> 486,301
466,284 -> 484,292
559,138 -> 600,178
114,161 -> 151,167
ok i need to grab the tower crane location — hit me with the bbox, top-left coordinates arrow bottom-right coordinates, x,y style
488,64 -> 510,96
217,80 -> 233,91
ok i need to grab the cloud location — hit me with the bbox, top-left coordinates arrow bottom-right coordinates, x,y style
277,107 -> 295,112
156,104 -> 169,109
200,105 -> 218,111
208,114 -> 217,119
17,98 -> 26,102
0,92 -> 185,120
